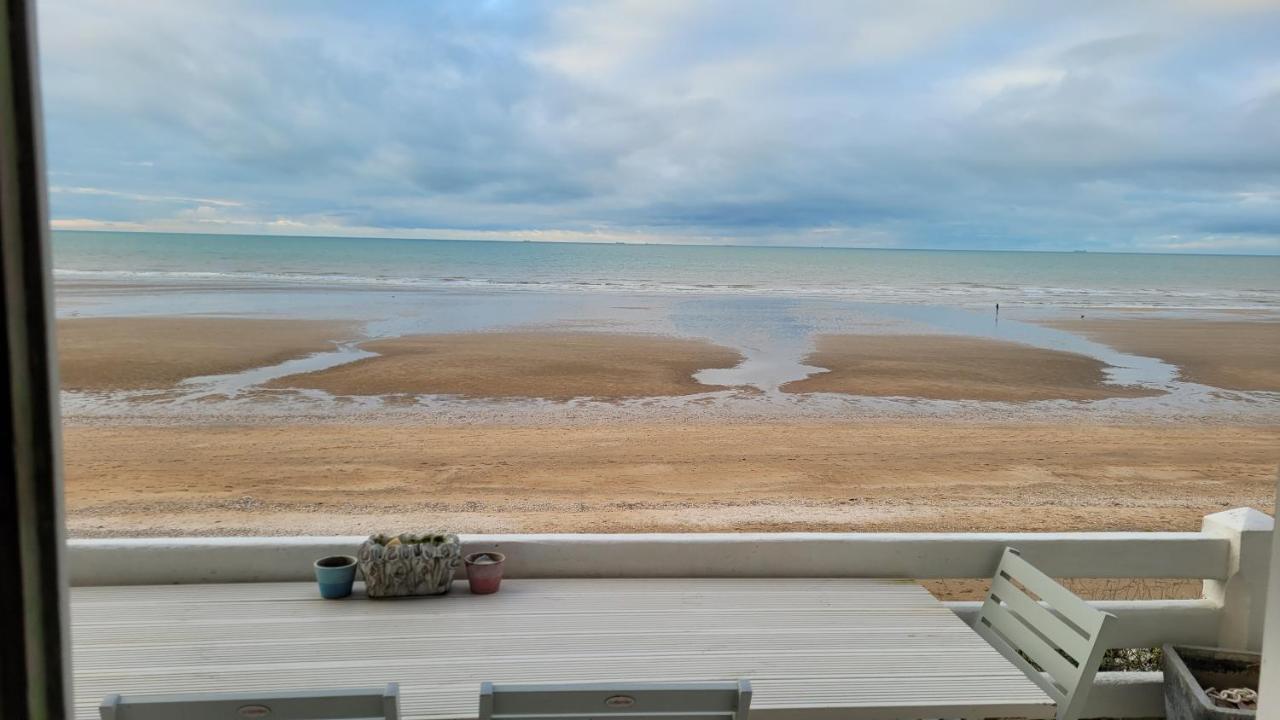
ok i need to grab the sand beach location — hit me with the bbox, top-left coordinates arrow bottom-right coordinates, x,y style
64,421 -> 1278,537
55,310 -> 1280,537
50,232 -> 1280,538
58,317 -> 358,391
266,331 -> 745,400
780,334 -> 1162,401
1041,317 -> 1280,392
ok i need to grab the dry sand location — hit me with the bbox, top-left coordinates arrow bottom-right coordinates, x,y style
267,332 -> 744,400
781,334 -> 1159,401
63,422 -> 1278,537
58,317 -> 357,391
1042,318 -> 1280,392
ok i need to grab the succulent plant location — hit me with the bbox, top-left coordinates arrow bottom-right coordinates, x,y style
369,533 -> 452,547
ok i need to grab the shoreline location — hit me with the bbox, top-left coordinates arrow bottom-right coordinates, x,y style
52,265 -> 1280,312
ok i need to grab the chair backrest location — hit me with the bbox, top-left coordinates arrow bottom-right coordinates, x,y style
974,547 -> 1114,720
99,684 -> 399,720
479,680 -> 751,720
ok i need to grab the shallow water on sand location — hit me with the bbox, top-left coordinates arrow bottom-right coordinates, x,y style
55,278 -> 1280,423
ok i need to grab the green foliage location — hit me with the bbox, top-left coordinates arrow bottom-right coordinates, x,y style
369,533 -> 455,546
1101,647 -> 1162,672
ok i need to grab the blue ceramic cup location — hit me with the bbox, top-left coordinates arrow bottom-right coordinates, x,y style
313,555 -> 358,599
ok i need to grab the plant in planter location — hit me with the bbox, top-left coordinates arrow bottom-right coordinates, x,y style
358,533 -> 462,598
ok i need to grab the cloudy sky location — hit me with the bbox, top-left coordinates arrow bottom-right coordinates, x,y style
39,0 -> 1280,252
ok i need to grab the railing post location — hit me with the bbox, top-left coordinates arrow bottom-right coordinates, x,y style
1201,507 -> 1274,651
1258,472 -> 1280,718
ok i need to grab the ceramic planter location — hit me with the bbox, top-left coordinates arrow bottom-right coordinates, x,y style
465,552 -> 506,594
313,555 -> 358,599
358,533 -> 462,598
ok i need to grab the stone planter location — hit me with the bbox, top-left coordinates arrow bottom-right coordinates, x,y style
358,533 -> 462,598
1163,644 -> 1260,719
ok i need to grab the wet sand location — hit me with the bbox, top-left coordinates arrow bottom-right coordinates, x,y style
58,316 -> 1272,402
1041,318 -> 1280,392
268,332 -> 744,400
55,315 -> 1280,538
781,334 -> 1159,401
63,422 -> 1278,536
58,317 -> 358,391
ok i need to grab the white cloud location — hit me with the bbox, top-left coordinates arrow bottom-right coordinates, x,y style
1140,233 -> 1280,252
51,186 -> 243,207
958,66 -> 1068,107
51,218 -> 148,231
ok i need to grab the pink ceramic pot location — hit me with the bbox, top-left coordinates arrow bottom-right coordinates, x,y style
465,552 -> 506,594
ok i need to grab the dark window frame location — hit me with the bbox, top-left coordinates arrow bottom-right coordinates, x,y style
1,0 -> 72,717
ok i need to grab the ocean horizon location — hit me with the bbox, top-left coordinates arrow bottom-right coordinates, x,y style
52,230 -> 1280,310
51,228 -> 1280,255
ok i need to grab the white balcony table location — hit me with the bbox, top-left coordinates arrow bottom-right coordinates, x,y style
71,578 -> 1055,720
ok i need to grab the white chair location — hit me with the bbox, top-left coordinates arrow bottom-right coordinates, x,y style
479,680 -> 751,720
100,684 -> 399,720
974,548 -> 1114,720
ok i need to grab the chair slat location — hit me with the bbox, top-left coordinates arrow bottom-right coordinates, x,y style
480,681 -> 750,720
990,574 -> 1090,663
99,684 -> 399,720
999,551 -> 1106,637
977,598 -> 1079,691
973,620 -> 1067,705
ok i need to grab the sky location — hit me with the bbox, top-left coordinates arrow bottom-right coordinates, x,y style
38,0 -> 1280,253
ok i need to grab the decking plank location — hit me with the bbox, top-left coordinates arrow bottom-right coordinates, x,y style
71,578 -> 1054,720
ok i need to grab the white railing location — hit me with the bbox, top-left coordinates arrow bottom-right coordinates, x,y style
66,507 -> 1274,719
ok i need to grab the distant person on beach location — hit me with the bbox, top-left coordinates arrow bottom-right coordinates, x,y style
995,303 -> 999,315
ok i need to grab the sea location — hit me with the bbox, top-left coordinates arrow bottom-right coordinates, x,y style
52,231 -> 1280,310
51,230 -> 1280,424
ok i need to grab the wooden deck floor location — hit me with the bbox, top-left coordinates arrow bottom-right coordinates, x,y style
71,578 -> 1054,720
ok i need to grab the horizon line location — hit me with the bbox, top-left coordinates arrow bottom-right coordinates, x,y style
48,227 -> 1280,259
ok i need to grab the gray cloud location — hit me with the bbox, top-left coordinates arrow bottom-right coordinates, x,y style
39,0 -> 1280,252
